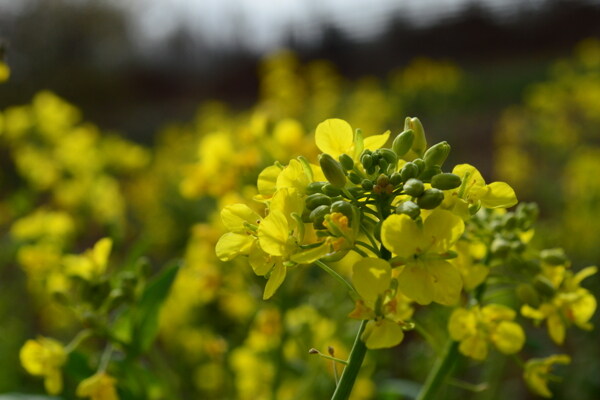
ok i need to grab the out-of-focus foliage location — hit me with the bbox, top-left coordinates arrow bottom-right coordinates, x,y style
495,39 -> 600,262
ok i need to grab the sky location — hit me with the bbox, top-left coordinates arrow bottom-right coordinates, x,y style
0,0 -> 591,54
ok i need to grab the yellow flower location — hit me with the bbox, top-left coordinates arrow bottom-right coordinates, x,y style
442,164 -> 517,219
0,61 -> 9,83
523,354 -> 571,398
63,237 -> 113,281
451,240 -> 489,291
349,258 -> 413,349
521,266 -> 597,344
448,304 -> 525,360
76,372 -> 119,400
20,337 -> 67,395
315,118 -> 390,160
381,210 -> 464,305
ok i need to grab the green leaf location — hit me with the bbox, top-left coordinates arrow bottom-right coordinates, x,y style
131,261 -> 180,354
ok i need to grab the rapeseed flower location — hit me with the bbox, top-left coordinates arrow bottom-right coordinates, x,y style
20,337 -> 67,395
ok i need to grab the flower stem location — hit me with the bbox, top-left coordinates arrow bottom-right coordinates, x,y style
331,320 -> 368,400
315,260 -> 357,297
416,340 -> 460,400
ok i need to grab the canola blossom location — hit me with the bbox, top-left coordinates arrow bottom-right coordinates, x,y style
215,116 -> 596,399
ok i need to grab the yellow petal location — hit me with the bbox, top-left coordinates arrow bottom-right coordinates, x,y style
257,165 -> 283,197
221,204 -> 260,233
290,241 -> 331,264
362,319 -> 404,349
427,260 -> 463,306
91,237 -> 112,275
215,233 -> 253,261
448,308 -> 477,340
492,321 -> 525,354
381,214 -> 423,259
423,210 -> 464,253
459,332 -> 488,360
249,241 -> 273,276
352,258 -> 391,305
547,314 -> 565,345
569,290 -> 596,327
521,304 -> 546,320
276,159 -> 310,193
453,164 -> 486,187
481,304 -> 516,322
263,263 -> 286,300
363,130 -> 391,152
258,210 -> 289,257
315,118 -> 353,158
479,182 -> 518,208
397,261 -> 434,305
523,355 -> 571,398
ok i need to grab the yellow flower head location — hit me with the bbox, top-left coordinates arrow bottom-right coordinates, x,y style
381,209 -> 464,305
63,237 -> 113,281
521,266 -> 597,345
76,372 -> 119,400
315,118 -> 390,160
20,337 -> 67,395
349,258 -> 413,349
523,354 -> 571,398
448,304 -> 525,360
442,164 -> 518,219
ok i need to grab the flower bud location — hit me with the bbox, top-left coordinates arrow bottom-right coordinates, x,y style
540,248 -> 568,266
348,171 -> 362,184
431,173 -> 462,190
322,183 -> 343,197
418,165 -> 442,181
400,162 -> 419,181
331,200 -> 354,220
306,181 -> 326,195
390,172 -> 403,186
310,205 -> 331,230
413,158 -> 425,174
417,188 -> 444,209
395,200 -> 420,219
403,178 -> 425,197
361,153 -> 373,169
305,193 -> 332,211
319,153 -> 347,188
405,117 -> 427,157
392,129 -> 414,157
423,141 -> 451,167
379,148 -> 398,165
339,153 -> 354,170
376,174 -> 390,187
361,179 -> 373,191
533,275 -> 556,297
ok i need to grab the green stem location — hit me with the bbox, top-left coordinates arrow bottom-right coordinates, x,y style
315,260 -> 358,297
355,240 -> 380,256
331,320 -> 368,400
416,340 -> 460,400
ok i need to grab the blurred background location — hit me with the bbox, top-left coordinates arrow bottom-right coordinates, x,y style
1,0 -> 600,399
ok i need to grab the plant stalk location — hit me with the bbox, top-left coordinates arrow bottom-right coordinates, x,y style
416,339 -> 460,400
331,319 -> 368,400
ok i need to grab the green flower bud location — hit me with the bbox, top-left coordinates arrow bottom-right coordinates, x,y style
339,153 -> 354,170
348,171 -> 362,184
403,178 -> 425,197
310,205 -> 331,230
376,174 -> 390,187
331,200 -> 354,219
417,188 -> 444,209
379,148 -> 398,165
395,200 -> 420,219
390,172 -> 403,186
540,248 -> 568,266
533,275 -> 556,297
378,157 -> 389,171
423,141 -> 451,168
306,181 -> 326,195
516,284 -> 541,307
392,129 -> 414,157
405,117 -> 427,157
361,179 -> 373,191
413,158 -> 425,173
431,173 -> 462,190
400,162 -> 419,181
305,193 -> 332,210
490,238 -> 511,257
418,165 -> 442,182
322,183 -> 343,197
361,153 -> 373,168
319,153 -> 347,188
